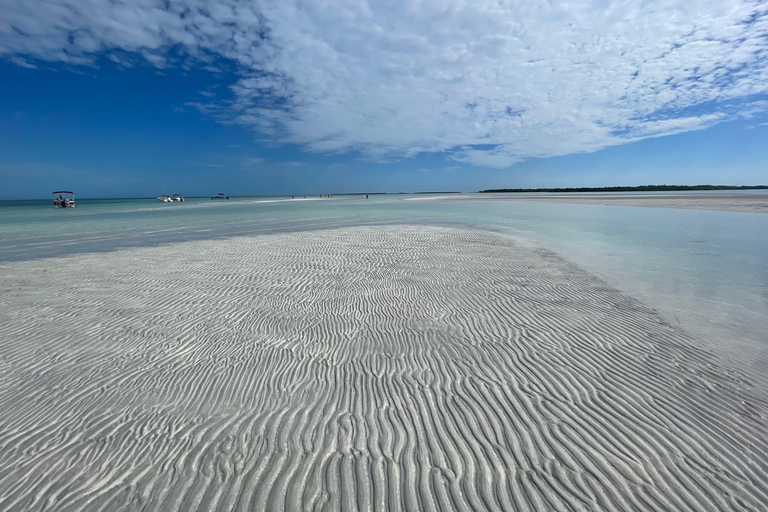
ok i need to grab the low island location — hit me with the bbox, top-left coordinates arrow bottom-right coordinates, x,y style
479,184 -> 768,193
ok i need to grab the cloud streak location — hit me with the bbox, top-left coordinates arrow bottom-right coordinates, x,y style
2,0 -> 767,167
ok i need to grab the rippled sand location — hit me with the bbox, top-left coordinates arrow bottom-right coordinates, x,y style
1,226 -> 766,511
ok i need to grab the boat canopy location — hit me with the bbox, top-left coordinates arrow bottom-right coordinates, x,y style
52,191 -> 74,194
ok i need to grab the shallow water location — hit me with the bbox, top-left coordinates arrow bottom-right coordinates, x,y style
2,194 -> 766,359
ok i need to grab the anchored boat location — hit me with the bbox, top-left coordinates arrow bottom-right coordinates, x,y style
52,191 -> 76,208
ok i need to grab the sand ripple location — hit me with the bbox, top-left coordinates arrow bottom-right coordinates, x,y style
0,226 -> 766,511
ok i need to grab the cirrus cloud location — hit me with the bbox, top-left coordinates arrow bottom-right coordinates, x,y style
2,0 -> 767,167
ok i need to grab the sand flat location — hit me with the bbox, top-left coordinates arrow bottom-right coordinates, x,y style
0,226 -> 766,511
416,192 -> 768,213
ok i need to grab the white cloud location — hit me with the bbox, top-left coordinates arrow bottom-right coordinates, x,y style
9,55 -> 36,68
242,157 -> 264,166
2,0 -> 768,167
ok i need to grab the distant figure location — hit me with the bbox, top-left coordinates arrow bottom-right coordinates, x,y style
303,195 -> 306,199
365,194 -> 369,199
292,195 -> 294,199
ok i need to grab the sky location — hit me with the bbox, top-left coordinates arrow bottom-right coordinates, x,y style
1,0 -> 768,198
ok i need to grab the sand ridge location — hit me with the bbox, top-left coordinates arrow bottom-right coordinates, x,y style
0,226 -> 766,511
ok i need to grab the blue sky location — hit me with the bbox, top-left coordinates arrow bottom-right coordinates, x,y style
1,0 -> 768,199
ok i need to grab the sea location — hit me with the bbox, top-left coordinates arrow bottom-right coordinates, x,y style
2,193 -> 766,366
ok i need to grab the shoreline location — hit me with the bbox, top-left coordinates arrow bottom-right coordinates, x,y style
1,226 -> 766,510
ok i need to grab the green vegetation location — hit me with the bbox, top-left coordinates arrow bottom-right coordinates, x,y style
479,185 -> 768,193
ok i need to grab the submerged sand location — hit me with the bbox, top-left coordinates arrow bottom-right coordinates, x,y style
0,226 -> 766,511
416,192 -> 768,213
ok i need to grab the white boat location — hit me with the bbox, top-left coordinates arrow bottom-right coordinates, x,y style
171,194 -> 185,202
53,191 -> 76,208
157,194 -> 172,202
211,193 -> 229,200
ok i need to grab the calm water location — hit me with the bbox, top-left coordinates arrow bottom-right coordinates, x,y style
2,194 -> 767,358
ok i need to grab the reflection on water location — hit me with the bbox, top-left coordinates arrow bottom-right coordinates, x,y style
2,194 -> 766,365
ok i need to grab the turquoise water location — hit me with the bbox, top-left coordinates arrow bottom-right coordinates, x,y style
2,194 -> 767,351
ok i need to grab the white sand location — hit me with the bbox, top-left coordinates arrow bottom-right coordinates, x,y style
1,226 -> 766,511
415,192 -> 768,213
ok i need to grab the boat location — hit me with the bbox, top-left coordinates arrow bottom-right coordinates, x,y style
171,194 -> 185,202
211,193 -> 230,200
157,194 -> 172,202
52,191 -> 76,208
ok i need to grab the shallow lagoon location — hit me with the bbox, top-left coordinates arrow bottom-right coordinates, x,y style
2,194 -> 766,362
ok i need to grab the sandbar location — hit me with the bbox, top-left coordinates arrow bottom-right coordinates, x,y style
416,192 -> 768,213
0,226 -> 766,510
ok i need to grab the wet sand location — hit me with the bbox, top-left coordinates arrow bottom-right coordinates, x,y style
1,226 -> 766,511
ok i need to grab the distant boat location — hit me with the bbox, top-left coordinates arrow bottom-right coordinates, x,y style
211,193 -> 230,200
158,194 -> 186,202
52,191 -> 76,208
